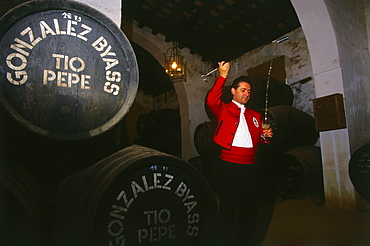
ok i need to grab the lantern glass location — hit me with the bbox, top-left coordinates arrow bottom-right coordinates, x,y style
164,42 -> 185,78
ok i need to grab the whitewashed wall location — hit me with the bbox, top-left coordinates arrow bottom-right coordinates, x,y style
76,0 -> 121,26
212,27 -> 315,116
291,0 -> 370,210
325,0 -> 370,153
367,0 -> 370,53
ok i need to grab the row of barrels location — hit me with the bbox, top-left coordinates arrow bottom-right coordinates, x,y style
2,142 -> 369,245
1,1 -> 208,245
193,115 -> 370,206
190,142 -> 324,205
1,145 -> 219,245
0,1 -> 192,243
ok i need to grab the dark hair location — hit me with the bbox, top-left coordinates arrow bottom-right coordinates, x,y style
231,76 -> 252,89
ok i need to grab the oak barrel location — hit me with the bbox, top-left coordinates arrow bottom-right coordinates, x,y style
0,0 -> 138,140
188,155 -> 221,194
193,121 -> 219,156
275,145 -> 324,204
54,145 -> 219,246
263,105 -> 319,151
349,143 -> 370,203
0,163 -> 46,245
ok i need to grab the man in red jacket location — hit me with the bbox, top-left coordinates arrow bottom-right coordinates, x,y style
206,61 -> 272,246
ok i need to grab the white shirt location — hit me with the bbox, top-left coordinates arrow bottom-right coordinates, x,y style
232,100 -> 253,148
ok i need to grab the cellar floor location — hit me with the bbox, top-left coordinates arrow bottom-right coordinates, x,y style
259,198 -> 370,246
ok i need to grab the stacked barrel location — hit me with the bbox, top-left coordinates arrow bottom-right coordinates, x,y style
349,143 -> 370,203
0,1 -> 219,245
53,145 -> 219,245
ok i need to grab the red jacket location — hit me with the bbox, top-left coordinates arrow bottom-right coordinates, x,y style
206,76 -> 266,162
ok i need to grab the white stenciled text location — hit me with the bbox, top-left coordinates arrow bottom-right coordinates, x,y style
43,54 -> 90,89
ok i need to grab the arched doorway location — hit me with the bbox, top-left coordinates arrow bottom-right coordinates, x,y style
124,42 -> 182,157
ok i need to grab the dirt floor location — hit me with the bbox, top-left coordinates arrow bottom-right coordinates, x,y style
260,199 -> 370,246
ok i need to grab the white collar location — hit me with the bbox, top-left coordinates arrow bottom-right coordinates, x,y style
232,100 -> 245,108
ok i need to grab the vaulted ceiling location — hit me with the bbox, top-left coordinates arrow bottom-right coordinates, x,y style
0,0 -> 301,96
124,0 -> 301,96
122,0 -> 300,63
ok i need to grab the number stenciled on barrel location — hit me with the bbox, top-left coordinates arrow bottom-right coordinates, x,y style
62,12 -> 82,22
107,171 -> 201,245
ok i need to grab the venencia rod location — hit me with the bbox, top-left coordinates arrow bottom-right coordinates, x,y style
264,36 -> 289,123
200,36 -> 289,80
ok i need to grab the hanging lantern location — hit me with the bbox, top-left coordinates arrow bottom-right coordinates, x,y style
164,41 -> 186,80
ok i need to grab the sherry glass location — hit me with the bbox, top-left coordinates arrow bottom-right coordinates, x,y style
261,114 -> 271,141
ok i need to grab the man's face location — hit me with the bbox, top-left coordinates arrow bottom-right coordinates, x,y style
231,82 -> 251,105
